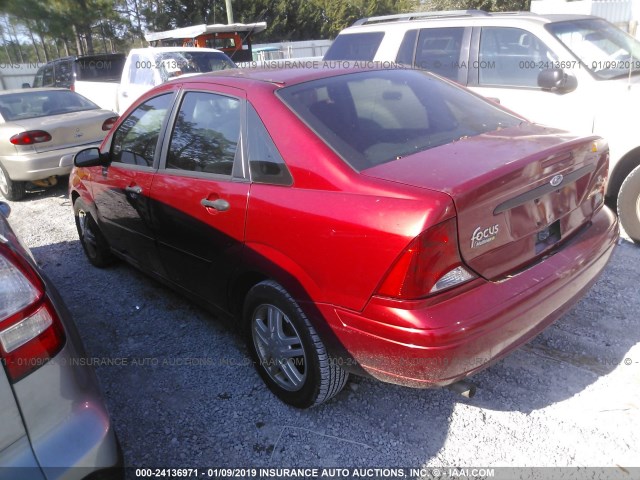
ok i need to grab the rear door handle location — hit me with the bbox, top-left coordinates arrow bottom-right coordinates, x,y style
125,185 -> 142,195
201,198 -> 230,212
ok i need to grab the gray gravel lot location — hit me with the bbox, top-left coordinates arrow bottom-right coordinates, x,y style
5,182 -> 640,475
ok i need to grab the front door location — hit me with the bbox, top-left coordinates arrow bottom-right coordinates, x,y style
91,92 -> 175,274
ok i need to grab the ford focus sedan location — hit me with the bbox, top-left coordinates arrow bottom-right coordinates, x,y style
69,66 -> 618,408
0,88 -> 118,200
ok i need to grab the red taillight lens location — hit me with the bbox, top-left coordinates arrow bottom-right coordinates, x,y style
377,217 -> 476,299
0,245 -> 65,382
101,116 -> 118,131
10,130 -> 52,146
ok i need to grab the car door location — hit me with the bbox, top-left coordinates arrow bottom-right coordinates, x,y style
90,91 -> 176,274
394,27 -> 471,84
467,26 -> 593,134
150,86 -> 249,307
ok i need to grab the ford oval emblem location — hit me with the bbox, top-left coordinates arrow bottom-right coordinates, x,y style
550,174 -> 563,187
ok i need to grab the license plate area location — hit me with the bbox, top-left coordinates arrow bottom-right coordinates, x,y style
535,219 -> 561,254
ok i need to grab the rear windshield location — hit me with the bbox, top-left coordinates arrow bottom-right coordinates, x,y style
153,51 -> 236,82
324,32 -> 384,61
0,90 -> 98,121
76,55 -> 126,82
277,69 -> 521,171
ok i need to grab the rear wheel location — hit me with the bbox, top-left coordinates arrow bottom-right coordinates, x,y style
244,280 -> 348,408
617,164 -> 640,243
74,200 -> 115,267
0,163 -> 26,201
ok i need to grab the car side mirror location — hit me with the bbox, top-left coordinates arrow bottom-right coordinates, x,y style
538,68 -> 577,93
74,147 -> 109,168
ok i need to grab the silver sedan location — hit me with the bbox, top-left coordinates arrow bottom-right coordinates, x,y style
0,88 -> 117,200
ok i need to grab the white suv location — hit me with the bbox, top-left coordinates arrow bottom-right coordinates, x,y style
325,10 -> 640,242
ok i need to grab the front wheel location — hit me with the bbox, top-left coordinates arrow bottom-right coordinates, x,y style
617,164 -> 640,244
74,200 -> 115,267
244,280 -> 348,408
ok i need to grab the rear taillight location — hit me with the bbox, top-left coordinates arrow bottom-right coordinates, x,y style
10,130 -> 52,146
0,245 -> 65,382
377,217 -> 476,299
101,116 -> 118,131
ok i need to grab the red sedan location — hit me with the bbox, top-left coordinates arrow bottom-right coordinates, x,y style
69,66 -> 618,408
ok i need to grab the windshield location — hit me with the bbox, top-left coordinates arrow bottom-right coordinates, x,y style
547,18 -> 640,80
0,90 -> 98,122
278,69 -> 521,171
155,51 -> 236,82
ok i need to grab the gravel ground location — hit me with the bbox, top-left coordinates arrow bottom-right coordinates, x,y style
4,182 -> 639,477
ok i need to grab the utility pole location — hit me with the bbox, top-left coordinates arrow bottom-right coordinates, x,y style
225,0 -> 234,24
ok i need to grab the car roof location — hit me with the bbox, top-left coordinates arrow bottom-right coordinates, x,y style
344,10 -> 600,31
174,64 -> 383,89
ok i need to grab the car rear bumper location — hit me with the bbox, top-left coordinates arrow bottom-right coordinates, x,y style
321,206 -> 619,387
0,142 -> 101,182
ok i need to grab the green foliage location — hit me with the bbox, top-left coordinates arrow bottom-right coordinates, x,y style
422,0 -> 531,12
0,0 -> 467,63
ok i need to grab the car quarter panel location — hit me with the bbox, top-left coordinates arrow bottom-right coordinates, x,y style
322,206 -> 618,386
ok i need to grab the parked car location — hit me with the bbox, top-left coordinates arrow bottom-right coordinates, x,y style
324,10 -> 640,243
32,54 -> 126,91
0,88 -> 118,200
71,47 -> 236,114
70,66 -> 618,408
0,202 -> 122,479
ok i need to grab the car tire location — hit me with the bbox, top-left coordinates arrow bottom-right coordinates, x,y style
244,280 -> 348,408
617,164 -> 640,244
0,163 -> 26,201
73,200 -> 115,267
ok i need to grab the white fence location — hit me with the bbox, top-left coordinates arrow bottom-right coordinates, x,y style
0,64 -> 40,90
252,39 -> 332,61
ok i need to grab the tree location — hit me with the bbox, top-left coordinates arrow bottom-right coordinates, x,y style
422,0 -> 531,12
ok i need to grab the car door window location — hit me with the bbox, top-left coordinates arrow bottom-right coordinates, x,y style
166,91 -> 240,176
247,104 -> 292,186
414,27 -> 465,81
55,60 -> 73,88
479,27 -> 557,87
111,93 -> 173,167
42,65 -> 54,86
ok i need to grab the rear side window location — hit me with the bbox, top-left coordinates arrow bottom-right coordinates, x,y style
54,60 -> 73,88
324,32 -> 385,61
166,91 -> 240,176
278,69 -> 520,171
42,65 -> 54,87
247,104 -> 292,186
414,27 -> 465,81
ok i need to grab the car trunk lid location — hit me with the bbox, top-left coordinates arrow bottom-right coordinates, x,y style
11,110 -> 113,153
362,123 -> 609,280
